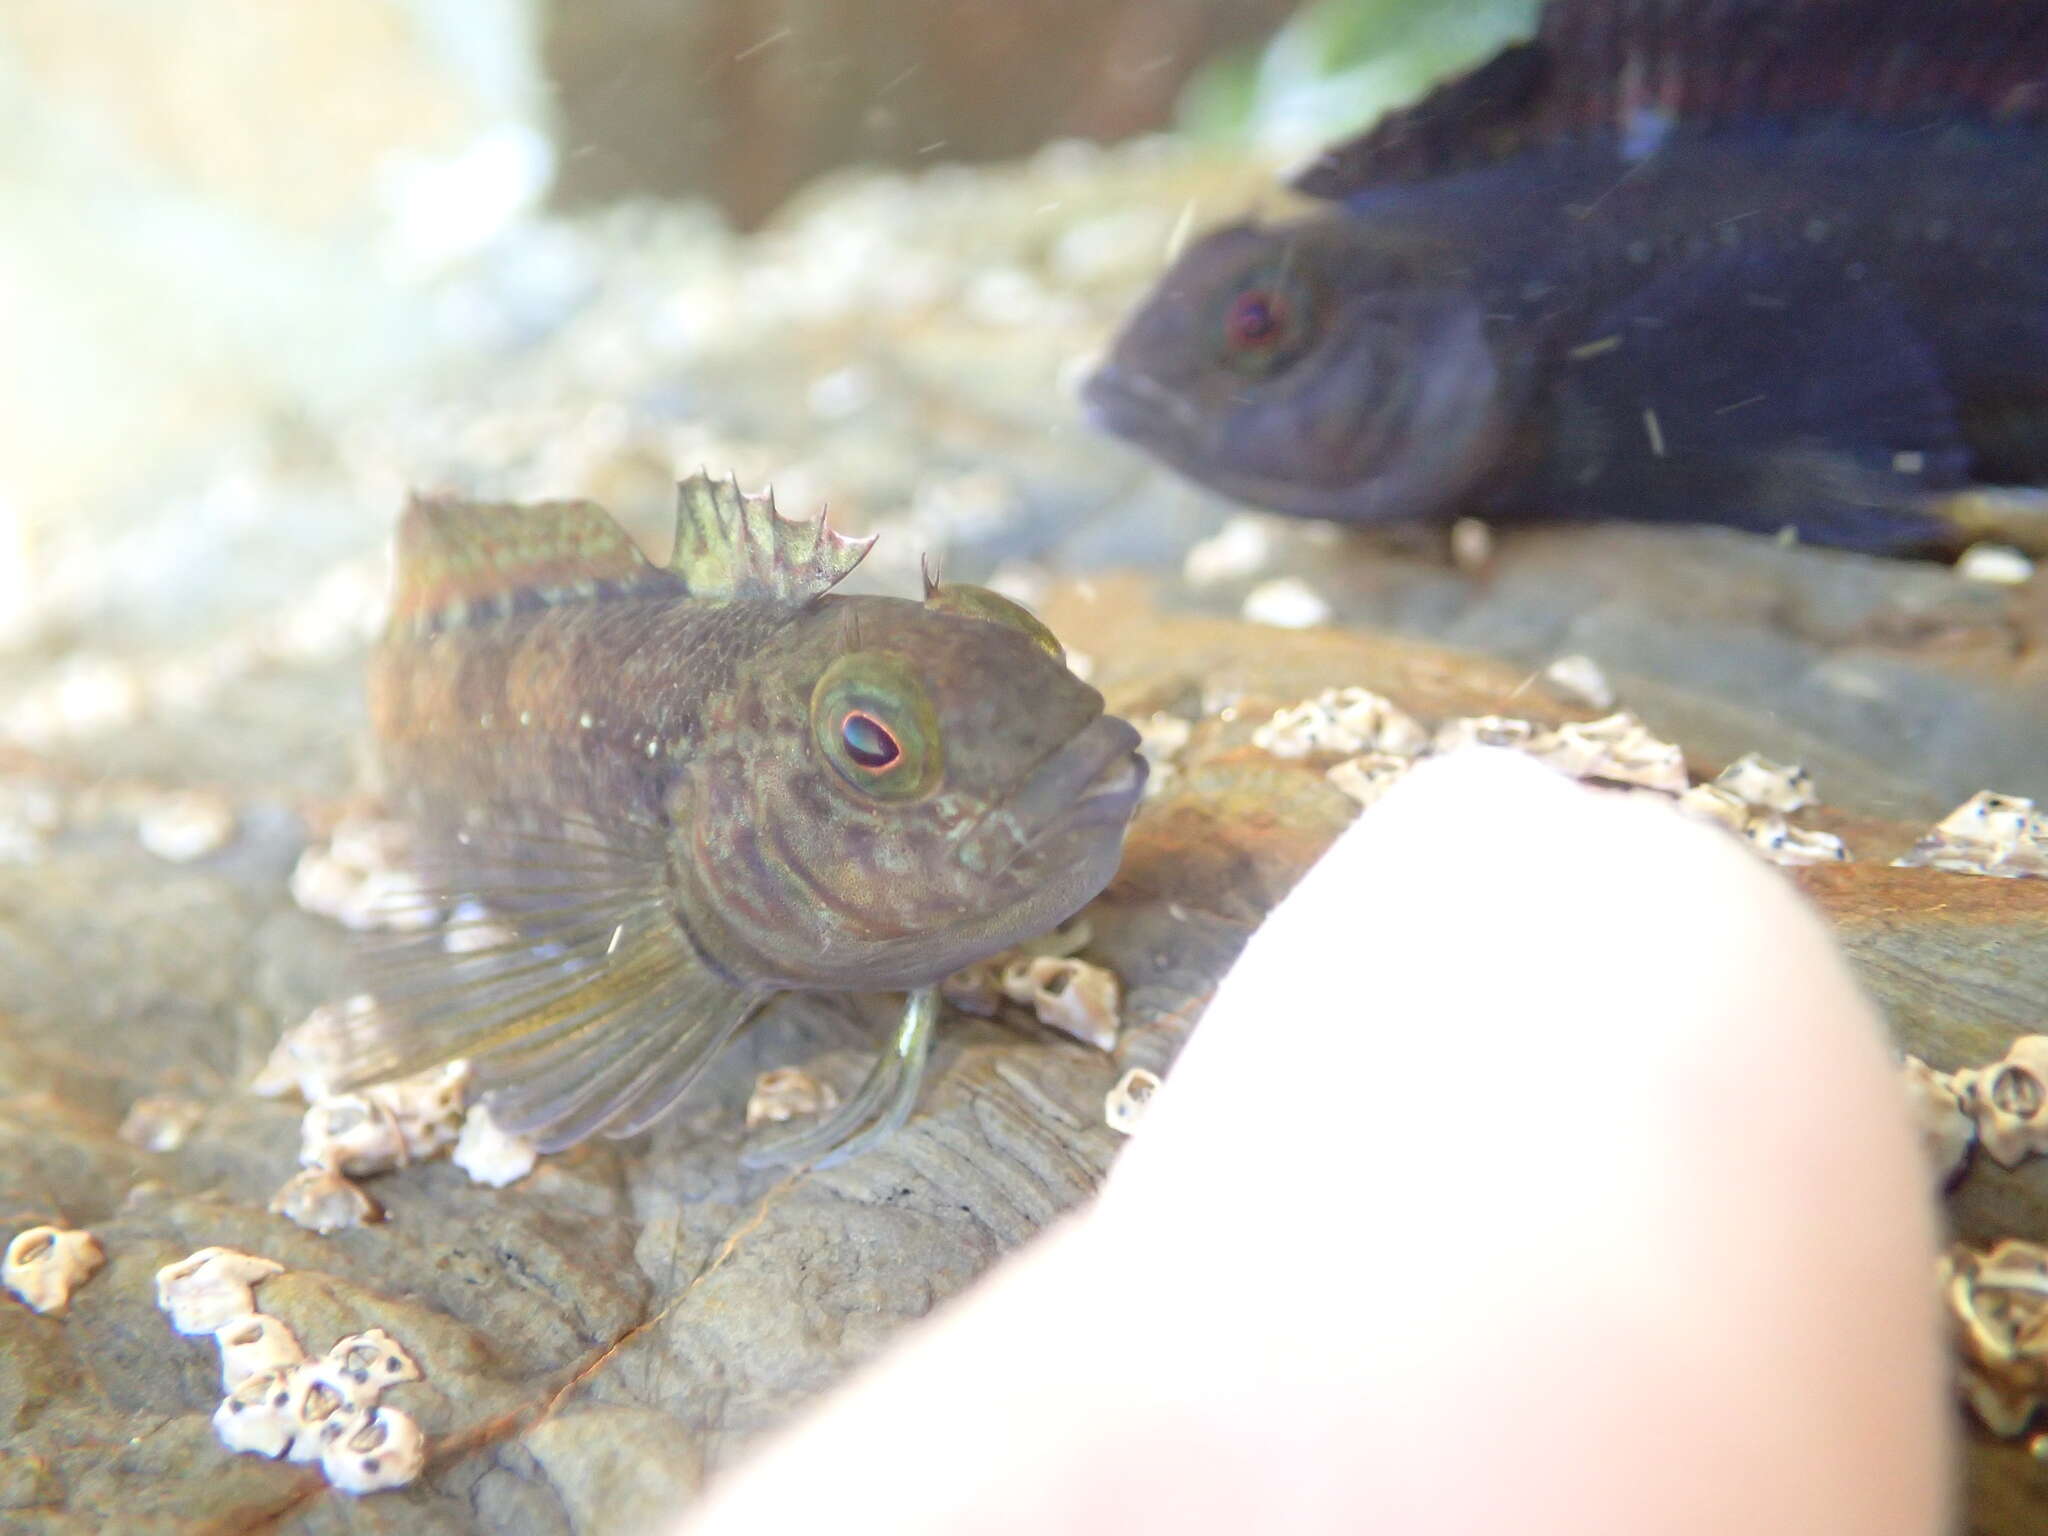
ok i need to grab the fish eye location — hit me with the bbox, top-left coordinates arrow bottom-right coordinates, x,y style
811,652 -> 942,802
839,710 -> 901,771
1215,262 -> 1319,377
1225,289 -> 1288,350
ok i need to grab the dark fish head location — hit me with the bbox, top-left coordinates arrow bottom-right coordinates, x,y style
680,587 -> 1145,990
1083,217 -> 1509,524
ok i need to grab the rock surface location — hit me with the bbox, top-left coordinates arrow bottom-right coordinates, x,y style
3,119 -> 2047,1536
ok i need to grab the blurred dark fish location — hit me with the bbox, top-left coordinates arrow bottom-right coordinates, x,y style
1086,0 -> 2048,554
334,474 -> 1144,1165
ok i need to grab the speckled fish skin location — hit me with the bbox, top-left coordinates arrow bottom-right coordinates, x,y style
345,476 -> 1145,1154
1085,0 -> 2048,554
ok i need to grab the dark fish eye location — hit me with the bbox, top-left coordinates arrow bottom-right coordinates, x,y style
1226,288 -> 1288,350
840,710 -> 902,771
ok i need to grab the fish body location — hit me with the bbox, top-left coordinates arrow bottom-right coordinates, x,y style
343,476 -> 1145,1159
1086,0 -> 2048,552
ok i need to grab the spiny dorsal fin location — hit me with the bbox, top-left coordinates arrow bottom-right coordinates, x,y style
1295,0 -> 2048,201
390,494 -> 676,631
668,472 -> 874,602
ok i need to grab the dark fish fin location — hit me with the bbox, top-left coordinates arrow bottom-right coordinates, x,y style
1296,0 -> 2048,200
667,472 -> 874,602
330,805 -> 765,1149
1537,251 -> 1966,550
390,494 -> 680,633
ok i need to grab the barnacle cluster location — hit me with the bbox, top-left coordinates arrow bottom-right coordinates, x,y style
745,1067 -> 840,1129
257,1004 -> 537,1231
1895,792 -> 2048,880
941,922 -> 1124,1053
288,815 -> 439,931
157,1248 -> 428,1494
1259,682 -> 1848,869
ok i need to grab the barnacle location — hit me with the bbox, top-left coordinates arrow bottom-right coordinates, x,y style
1954,1037 -> 2048,1168
215,1313 -> 307,1391
451,1102 -> 539,1187
169,1249 -> 429,1493
1942,1240 -> 2048,1438
135,789 -> 237,862
4,1227 -> 105,1315
320,1405 -> 428,1496
745,1068 -> 840,1130
1901,1055 -> 1975,1186
1325,751 -> 1414,810
1542,654 -> 1614,710
1104,1067 -> 1162,1135
1001,955 -> 1122,1052
155,1247 -> 284,1335
268,1166 -> 384,1234
1712,752 -> 1817,813
1896,792 -> 2048,879
1253,687 -> 1428,760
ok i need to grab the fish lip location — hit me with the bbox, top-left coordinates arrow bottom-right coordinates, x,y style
1081,362 -> 1206,444
968,715 -> 1146,876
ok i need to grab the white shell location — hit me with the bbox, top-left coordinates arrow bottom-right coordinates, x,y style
744,1068 -> 840,1130
1104,1068 -> 1161,1136
268,1165 -> 383,1234
281,1365 -> 363,1463
1326,752 -> 1413,811
1712,752 -> 1817,812
319,1405 -> 428,1495
4,1226 -> 105,1315
1901,1056 -> 1975,1185
215,1312 -> 307,1390
1957,1037 -> 2048,1168
1001,956 -> 1121,1052
1896,791 -> 2048,879
213,1366 -> 302,1459
1253,688 -> 1428,761
452,1102 -> 539,1187
1542,654 -> 1614,710
155,1248 -> 283,1335
1240,577 -> 1330,630
136,789 -> 236,862
324,1327 -> 423,1395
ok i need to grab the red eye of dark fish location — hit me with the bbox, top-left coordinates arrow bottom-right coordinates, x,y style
1225,289 -> 1287,350
840,710 -> 902,770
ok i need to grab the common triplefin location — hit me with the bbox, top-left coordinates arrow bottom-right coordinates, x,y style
332,474 -> 1146,1166
1086,0 -> 2048,554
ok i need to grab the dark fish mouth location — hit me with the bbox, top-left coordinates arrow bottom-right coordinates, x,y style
1082,362 -> 1206,446
1011,715 -> 1147,853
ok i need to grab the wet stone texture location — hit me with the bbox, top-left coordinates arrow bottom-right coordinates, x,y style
3,143 -> 2048,1533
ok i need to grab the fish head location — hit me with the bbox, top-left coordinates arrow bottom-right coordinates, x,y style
678,588 -> 1145,990
1083,217 -> 1509,524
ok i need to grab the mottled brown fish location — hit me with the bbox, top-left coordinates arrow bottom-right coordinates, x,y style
334,474 -> 1145,1166
1086,0 -> 2048,554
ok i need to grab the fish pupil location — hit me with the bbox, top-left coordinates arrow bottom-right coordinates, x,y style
840,710 -> 902,770
1226,289 -> 1286,350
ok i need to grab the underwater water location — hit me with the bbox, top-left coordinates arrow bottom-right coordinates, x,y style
0,1 -> 2044,1530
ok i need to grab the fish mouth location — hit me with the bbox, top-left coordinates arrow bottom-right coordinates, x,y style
1081,361 -> 1207,447
994,714 -> 1147,869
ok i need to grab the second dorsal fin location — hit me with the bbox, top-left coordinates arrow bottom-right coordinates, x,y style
390,494 -> 677,631
1295,0 -> 2048,201
667,472 -> 874,602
